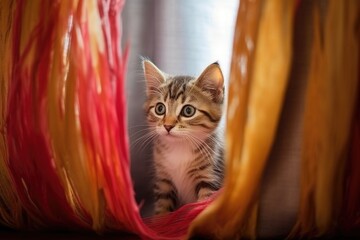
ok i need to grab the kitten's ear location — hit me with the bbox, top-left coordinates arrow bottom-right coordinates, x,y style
142,59 -> 165,96
196,62 -> 224,103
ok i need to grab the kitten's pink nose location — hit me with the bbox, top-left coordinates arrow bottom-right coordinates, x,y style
164,125 -> 174,133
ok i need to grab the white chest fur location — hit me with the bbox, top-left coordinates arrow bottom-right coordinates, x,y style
161,141 -> 196,205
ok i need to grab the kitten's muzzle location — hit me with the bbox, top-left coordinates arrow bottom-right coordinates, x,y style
164,125 -> 175,133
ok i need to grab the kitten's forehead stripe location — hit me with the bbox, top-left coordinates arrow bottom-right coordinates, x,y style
171,80 -> 177,99
165,76 -> 194,100
175,90 -> 184,101
164,91 -> 169,102
170,80 -> 178,99
167,81 -> 174,99
180,83 -> 187,103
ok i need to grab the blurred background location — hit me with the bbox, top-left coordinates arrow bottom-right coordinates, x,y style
122,0 -> 239,216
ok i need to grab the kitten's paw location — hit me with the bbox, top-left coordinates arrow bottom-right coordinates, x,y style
153,195 -> 176,216
154,208 -> 170,216
197,190 -> 214,202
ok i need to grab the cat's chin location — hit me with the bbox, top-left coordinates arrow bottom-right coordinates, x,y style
158,132 -> 184,142
161,133 -> 179,139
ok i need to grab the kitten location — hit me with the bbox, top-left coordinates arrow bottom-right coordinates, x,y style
143,60 -> 224,215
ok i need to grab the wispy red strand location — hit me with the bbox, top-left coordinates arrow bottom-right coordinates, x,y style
145,193 -> 217,239
7,0 -> 83,229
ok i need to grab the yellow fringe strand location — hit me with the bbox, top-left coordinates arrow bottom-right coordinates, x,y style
188,1 -> 296,239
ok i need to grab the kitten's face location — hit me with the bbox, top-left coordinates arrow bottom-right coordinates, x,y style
143,61 -> 224,142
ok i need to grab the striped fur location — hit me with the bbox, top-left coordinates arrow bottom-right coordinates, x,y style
143,60 -> 224,215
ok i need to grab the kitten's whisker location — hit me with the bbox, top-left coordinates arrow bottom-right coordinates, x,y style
183,134 -> 212,162
129,128 -> 153,138
137,134 -> 157,153
133,133 -> 157,153
131,131 -> 157,149
131,136 -> 152,150
128,124 -> 152,129
183,135 -> 205,160
206,136 -> 224,149
189,134 -> 217,156
182,135 -> 198,152
193,138 -> 216,162
197,131 -> 224,149
130,128 -> 151,136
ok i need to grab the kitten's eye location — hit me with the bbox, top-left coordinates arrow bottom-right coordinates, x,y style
181,105 -> 196,117
155,103 -> 166,115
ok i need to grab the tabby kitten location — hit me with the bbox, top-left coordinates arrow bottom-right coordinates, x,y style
143,60 -> 224,215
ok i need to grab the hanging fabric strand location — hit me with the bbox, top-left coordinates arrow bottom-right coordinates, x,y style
290,0 -> 359,237
1,0 -> 156,237
342,67 -> 360,232
189,0 -> 296,239
0,0 -> 24,229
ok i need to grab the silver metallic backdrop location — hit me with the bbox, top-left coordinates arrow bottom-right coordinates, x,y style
122,0 -> 238,216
